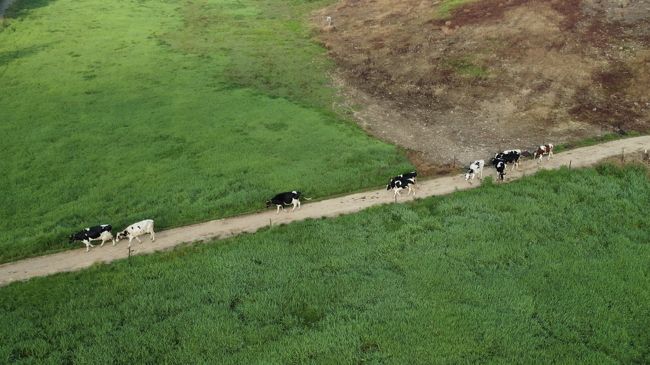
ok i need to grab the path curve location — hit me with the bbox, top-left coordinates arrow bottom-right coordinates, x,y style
1,136 -> 649,286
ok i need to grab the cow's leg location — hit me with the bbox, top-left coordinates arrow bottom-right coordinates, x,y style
136,236 -> 142,244
276,205 -> 281,214
548,151 -> 553,160
150,231 -> 155,242
291,198 -> 300,212
112,238 -> 116,246
100,238 -> 106,247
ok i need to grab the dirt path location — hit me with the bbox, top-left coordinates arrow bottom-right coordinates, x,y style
1,136 -> 649,286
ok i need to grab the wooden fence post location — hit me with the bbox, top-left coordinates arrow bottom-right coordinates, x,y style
621,148 -> 625,163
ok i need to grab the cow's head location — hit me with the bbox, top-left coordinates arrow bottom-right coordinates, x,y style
68,234 -> 76,244
465,168 -> 474,181
265,200 -> 273,208
115,230 -> 128,242
521,150 -> 533,158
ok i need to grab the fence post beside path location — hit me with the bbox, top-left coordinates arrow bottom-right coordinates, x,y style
622,147 -> 625,163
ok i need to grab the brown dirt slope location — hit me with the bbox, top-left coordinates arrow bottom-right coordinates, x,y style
314,0 -> 650,169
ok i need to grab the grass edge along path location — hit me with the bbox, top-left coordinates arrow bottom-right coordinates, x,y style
1,135 -> 649,286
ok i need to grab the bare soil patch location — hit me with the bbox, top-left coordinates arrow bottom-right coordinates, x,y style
314,0 -> 650,169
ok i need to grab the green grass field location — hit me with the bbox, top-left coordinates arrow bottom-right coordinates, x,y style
0,0 -> 411,263
2,165 -> 649,363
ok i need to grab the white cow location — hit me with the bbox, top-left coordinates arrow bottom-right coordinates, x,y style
465,160 -> 484,182
116,219 -> 155,247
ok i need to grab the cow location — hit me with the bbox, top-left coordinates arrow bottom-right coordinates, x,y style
493,150 -> 521,170
398,171 -> 418,182
533,143 -> 554,162
386,175 -> 416,197
495,159 -> 506,181
116,219 -> 155,247
69,224 -> 114,252
465,160 -> 484,182
266,191 -> 303,214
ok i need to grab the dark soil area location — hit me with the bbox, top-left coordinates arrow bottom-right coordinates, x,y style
314,0 -> 650,170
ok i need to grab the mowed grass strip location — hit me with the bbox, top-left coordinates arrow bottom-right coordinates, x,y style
1,165 -> 649,363
0,0 -> 411,263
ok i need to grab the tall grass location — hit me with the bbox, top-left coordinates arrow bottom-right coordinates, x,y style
1,165 -> 649,363
0,0 -> 411,262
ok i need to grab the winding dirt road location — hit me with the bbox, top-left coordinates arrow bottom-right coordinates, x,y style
1,136 -> 649,286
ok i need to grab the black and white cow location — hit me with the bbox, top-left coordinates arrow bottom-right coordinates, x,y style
465,160 -> 484,182
386,175 -> 416,197
495,159 -> 506,181
533,143 -> 554,162
493,150 -> 521,170
266,191 -> 303,214
69,224 -> 114,252
116,219 -> 155,248
398,171 -> 418,182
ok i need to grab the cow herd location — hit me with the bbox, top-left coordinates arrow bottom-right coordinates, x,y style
68,144 -> 554,252
466,143 -> 554,183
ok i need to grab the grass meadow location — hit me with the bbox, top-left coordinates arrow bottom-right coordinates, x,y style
1,165 -> 649,363
0,0 -> 411,263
